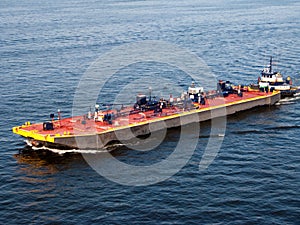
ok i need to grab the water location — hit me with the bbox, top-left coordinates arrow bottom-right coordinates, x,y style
1,0 -> 300,224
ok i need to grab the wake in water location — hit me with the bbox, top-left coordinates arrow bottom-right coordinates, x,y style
24,139 -> 123,155
231,125 -> 300,135
276,94 -> 300,105
293,92 -> 300,97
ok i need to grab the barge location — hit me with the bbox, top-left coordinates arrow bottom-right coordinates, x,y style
12,81 -> 281,150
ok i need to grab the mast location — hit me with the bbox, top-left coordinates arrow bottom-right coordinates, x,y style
149,87 -> 152,101
269,56 -> 273,73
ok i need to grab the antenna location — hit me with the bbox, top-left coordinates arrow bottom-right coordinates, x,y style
57,109 -> 61,127
269,56 -> 273,73
149,86 -> 152,101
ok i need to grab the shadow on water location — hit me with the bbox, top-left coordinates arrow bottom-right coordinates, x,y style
226,105 -> 300,135
227,105 -> 280,122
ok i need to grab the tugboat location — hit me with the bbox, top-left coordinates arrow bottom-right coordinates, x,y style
257,57 -> 299,98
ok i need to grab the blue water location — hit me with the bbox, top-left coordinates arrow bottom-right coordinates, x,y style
1,0 -> 300,224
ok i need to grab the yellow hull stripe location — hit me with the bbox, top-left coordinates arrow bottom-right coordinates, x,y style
12,91 -> 279,141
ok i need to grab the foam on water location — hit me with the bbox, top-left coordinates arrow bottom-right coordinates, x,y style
275,94 -> 300,105
31,146 -> 102,155
24,138 -> 122,154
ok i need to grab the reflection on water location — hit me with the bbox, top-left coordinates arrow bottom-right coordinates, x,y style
14,147 -> 87,178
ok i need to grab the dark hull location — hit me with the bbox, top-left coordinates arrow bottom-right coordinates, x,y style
280,90 -> 298,98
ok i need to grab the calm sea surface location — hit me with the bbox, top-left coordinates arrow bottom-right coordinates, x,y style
1,0 -> 299,224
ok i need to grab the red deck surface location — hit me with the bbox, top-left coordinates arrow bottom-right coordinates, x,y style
19,91 -> 272,137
